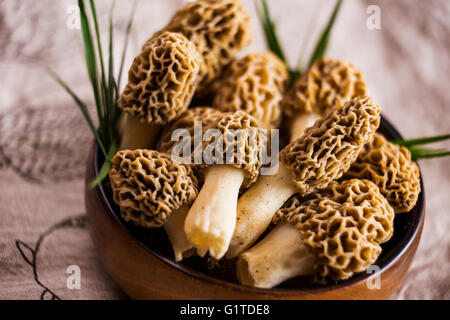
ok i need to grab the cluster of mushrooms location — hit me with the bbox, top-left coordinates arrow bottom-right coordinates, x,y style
108,0 -> 421,288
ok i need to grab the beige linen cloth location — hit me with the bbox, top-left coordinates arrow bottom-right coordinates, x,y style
0,0 -> 449,300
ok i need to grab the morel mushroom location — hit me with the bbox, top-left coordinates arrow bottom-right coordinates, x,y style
184,111 -> 263,259
118,31 -> 201,149
237,179 -> 394,288
282,58 -> 367,141
344,133 -> 421,213
109,149 -> 198,261
153,0 -> 252,95
212,52 -> 288,129
157,107 -> 223,155
226,97 -> 380,259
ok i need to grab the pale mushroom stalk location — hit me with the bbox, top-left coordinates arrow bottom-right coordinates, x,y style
289,112 -> 321,142
119,114 -> 160,150
185,165 -> 244,258
238,179 -> 395,288
225,164 -> 297,259
157,108 -> 230,260
226,97 -> 381,259
184,111 -> 262,260
237,223 -> 314,288
163,205 -> 195,261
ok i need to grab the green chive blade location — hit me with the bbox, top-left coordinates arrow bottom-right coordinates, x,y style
393,133 -> 450,147
118,0 -> 137,90
107,1 -> 116,147
413,151 -> 450,160
307,0 -> 343,68
54,0 -> 137,186
296,1 -> 320,73
78,0 -> 105,138
255,0 -> 287,63
89,159 -> 111,188
288,69 -> 301,85
88,0 -> 108,131
409,147 -> 447,154
89,140 -> 118,188
88,0 -> 107,95
48,69 -> 108,158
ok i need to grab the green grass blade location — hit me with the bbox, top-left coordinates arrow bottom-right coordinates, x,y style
88,0 -> 107,126
409,147 -> 447,154
88,0 -> 107,102
54,0 -> 136,187
307,0 -> 343,68
288,69 -> 301,85
255,0 -> 287,63
413,151 -> 450,160
78,0 -> 105,139
118,0 -> 137,91
48,69 -> 107,158
89,139 -> 118,188
393,134 -> 450,147
296,1 -> 320,73
89,159 -> 111,188
106,1 -> 116,147
113,80 -> 122,123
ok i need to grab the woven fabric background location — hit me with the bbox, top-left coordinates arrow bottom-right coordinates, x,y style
0,0 -> 448,299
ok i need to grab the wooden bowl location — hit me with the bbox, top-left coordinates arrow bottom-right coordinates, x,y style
85,116 -> 425,299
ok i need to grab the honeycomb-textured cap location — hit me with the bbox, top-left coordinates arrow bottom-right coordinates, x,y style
109,149 -> 198,228
198,111 -> 263,188
212,52 -> 288,128
119,31 -> 201,125
280,97 -> 381,195
274,179 -> 394,282
274,179 -> 394,243
282,58 -> 367,117
344,133 -> 421,213
154,0 -> 252,94
157,107 -> 223,153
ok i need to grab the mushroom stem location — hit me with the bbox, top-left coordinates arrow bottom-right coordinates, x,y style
237,223 -> 314,288
290,112 -> 321,142
164,204 -> 195,262
225,163 -> 297,259
184,165 -> 245,259
119,114 -> 160,150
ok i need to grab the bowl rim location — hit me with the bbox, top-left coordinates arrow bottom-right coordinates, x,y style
94,113 -> 425,295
